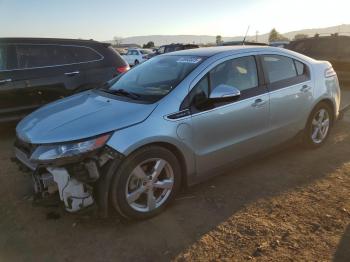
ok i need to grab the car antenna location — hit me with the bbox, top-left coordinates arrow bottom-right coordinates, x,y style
242,25 -> 250,45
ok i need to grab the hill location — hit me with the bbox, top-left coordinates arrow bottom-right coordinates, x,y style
107,24 -> 350,46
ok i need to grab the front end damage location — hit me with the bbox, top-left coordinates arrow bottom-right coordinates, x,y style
14,137 -> 123,215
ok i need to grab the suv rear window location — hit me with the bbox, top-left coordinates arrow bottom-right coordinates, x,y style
14,44 -> 102,69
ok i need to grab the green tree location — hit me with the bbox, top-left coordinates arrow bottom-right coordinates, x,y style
269,28 -> 289,42
216,35 -> 223,45
143,41 -> 155,48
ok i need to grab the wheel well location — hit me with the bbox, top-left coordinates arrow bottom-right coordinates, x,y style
317,99 -> 336,122
140,142 -> 188,188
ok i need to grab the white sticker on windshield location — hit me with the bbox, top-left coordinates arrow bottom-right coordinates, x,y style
176,57 -> 202,64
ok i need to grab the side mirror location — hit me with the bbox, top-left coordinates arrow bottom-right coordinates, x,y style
209,84 -> 241,102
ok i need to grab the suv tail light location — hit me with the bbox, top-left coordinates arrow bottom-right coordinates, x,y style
116,65 -> 130,74
325,67 -> 336,78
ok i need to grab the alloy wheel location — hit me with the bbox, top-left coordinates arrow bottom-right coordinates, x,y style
311,108 -> 330,144
125,158 -> 174,212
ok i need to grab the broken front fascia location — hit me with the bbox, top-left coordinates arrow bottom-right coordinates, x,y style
15,135 -> 123,213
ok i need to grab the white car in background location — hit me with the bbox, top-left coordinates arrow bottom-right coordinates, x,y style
122,49 -> 154,66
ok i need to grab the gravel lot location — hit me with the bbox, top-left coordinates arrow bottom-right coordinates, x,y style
1,92 -> 350,262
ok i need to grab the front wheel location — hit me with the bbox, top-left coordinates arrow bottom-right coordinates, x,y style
303,102 -> 333,148
134,60 -> 139,65
110,146 -> 182,220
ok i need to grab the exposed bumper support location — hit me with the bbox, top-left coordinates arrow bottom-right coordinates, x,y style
47,167 -> 94,212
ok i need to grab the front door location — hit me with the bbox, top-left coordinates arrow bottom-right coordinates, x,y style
189,55 -> 270,176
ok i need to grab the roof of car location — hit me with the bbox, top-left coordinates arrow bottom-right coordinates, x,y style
165,45 -> 272,57
0,37 -> 106,46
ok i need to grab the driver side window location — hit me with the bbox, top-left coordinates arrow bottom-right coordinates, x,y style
182,56 -> 259,110
210,56 -> 258,92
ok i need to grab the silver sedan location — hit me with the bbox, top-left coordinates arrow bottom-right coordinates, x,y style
15,46 -> 341,220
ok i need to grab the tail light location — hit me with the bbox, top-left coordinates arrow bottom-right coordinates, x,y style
325,67 -> 336,78
116,65 -> 130,74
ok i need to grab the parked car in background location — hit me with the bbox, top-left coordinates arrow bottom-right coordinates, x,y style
0,38 -> 129,122
122,48 -> 153,66
287,35 -> 350,84
15,46 -> 340,220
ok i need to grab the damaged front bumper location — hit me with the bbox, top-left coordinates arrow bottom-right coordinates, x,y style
14,139 -> 123,214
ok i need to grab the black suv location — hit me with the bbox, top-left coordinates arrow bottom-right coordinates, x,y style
0,38 -> 129,122
287,35 -> 350,84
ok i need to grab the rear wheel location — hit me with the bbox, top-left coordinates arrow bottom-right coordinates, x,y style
303,102 -> 333,148
110,146 -> 181,220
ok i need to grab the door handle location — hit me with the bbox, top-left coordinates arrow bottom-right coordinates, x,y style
300,85 -> 311,93
64,71 -> 80,76
0,78 -> 12,84
252,98 -> 267,108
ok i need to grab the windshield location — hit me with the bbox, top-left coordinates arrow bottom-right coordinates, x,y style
107,55 -> 205,102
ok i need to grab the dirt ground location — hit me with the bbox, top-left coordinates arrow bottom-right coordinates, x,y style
1,109 -> 350,261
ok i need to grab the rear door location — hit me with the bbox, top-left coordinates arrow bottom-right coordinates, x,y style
261,54 -> 313,145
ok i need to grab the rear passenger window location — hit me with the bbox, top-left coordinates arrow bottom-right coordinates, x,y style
0,45 -> 7,70
262,55 -> 297,83
14,44 -> 102,69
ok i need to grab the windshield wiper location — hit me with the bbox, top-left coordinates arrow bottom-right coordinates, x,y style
102,88 -> 141,100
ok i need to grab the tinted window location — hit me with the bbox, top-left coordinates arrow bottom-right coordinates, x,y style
15,44 -> 101,69
158,47 -> 165,54
108,55 -> 204,102
262,55 -> 297,83
68,46 -> 101,63
210,56 -> 258,92
0,45 -> 7,70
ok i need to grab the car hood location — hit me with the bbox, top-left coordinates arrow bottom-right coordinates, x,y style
16,90 -> 157,144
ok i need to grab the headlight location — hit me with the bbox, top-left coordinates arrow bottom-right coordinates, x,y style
30,134 -> 111,162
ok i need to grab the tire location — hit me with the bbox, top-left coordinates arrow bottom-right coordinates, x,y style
303,102 -> 333,148
134,60 -> 139,65
110,146 -> 182,220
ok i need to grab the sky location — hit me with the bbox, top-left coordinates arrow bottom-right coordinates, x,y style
0,0 -> 349,41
